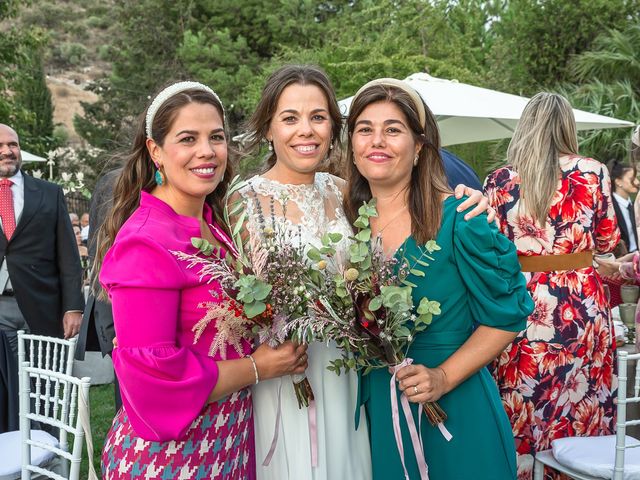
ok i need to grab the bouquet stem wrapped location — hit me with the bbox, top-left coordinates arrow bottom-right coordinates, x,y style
292,374 -> 315,408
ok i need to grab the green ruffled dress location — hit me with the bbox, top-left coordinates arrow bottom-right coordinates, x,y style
358,196 -> 533,480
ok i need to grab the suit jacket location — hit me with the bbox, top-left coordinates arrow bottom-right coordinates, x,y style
76,168 -> 121,359
0,174 -> 84,337
612,195 -> 638,253
441,149 -> 482,191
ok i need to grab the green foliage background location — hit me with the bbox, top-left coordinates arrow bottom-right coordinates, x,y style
1,0 -> 640,183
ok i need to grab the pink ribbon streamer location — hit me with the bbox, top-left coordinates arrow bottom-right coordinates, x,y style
262,379 -> 283,466
308,398 -> 318,467
437,421 -> 453,441
262,378 -> 319,468
390,358 -> 429,480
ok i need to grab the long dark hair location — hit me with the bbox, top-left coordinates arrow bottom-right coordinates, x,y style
344,84 -> 450,243
93,86 -> 233,295
245,64 -> 343,170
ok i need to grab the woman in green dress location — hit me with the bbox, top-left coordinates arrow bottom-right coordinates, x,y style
344,78 -> 534,480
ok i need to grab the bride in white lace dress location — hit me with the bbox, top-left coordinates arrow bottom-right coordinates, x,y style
241,66 -> 372,480
241,65 -> 492,479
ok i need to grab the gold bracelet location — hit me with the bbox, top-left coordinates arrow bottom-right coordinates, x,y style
247,354 -> 259,384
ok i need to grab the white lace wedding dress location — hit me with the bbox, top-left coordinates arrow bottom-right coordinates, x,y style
240,172 -> 372,480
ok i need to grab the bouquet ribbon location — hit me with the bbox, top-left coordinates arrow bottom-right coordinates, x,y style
262,380 -> 283,467
308,398 -> 318,467
262,377 -> 319,468
390,358 -> 429,480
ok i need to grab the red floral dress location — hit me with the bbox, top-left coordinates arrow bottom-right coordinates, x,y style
484,155 -> 621,480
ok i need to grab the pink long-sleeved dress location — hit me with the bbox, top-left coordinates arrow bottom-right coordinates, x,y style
100,191 -> 255,479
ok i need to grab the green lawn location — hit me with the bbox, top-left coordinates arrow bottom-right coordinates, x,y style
81,384 -> 116,478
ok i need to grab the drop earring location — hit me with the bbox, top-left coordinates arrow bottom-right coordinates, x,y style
154,164 -> 165,186
413,155 -> 419,167
268,141 -> 273,151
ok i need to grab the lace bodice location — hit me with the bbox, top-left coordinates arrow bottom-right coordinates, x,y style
239,173 -> 353,260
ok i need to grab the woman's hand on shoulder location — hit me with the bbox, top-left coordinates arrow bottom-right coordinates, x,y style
252,341 -> 308,380
453,184 -> 496,223
395,363 -> 449,403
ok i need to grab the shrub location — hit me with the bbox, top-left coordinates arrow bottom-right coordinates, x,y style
52,42 -> 88,67
86,15 -> 110,29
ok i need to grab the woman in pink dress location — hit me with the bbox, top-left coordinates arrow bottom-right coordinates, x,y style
95,81 -> 307,479
484,92 -> 620,479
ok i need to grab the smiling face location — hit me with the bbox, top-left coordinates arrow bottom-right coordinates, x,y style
267,83 -> 332,182
351,100 -> 421,191
0,124 -> 22,178
148,102 -> 227,205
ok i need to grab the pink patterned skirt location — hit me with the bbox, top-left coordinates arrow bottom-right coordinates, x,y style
102,388 -> 255,479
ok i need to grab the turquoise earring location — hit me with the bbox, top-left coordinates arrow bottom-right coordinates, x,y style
155,168 -> 164,186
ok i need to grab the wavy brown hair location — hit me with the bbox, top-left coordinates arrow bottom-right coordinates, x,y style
93,87 -> 233,296
244,64 -> 343,171
344,84 -> 451,244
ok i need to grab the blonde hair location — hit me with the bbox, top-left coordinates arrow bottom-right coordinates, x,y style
508,92 -> 578,224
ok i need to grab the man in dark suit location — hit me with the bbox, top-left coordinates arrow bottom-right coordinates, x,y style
76,167 -> 122,411
0,123 -> 84,356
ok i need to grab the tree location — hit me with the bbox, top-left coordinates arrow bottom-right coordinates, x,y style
562,24 -> 640,162
12,51 -> 58,154
486,0 -> 639,94
0,1 -> 54,155
74,0 -> 191,151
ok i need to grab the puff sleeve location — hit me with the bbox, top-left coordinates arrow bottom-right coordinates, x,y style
453,211 -> 534,332
100,234 -> 219,441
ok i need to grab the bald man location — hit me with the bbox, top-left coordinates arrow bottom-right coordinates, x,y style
0,124 -> 84,358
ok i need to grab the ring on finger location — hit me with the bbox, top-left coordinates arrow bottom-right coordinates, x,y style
413,385 -> 419,395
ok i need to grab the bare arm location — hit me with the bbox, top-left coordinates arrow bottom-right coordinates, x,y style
396,325 -> 516,403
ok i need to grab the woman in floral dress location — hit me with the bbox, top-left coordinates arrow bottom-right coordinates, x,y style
484,92 -> 621,479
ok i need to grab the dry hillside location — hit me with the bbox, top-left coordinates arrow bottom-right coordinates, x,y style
15,0 -> 116,145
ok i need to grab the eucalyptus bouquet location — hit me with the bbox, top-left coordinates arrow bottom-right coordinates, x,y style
172,176 -> 317,408
288,199 -> 446,426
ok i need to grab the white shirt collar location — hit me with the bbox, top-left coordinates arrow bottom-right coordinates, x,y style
4,169 -> 23,188
613,191 -> 631,208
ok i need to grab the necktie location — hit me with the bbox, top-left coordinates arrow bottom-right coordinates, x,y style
628,201 -> 638,250
0,178 -> 16,240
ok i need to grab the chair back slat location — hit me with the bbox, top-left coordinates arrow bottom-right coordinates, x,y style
16,331 -> 87,480
613,351 -> 640,479
614,351 -> 628,480
20,363 -> 91,480
634,356 -> 640,398
17,330 -> 77,377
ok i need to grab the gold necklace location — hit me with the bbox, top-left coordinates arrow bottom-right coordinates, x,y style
374,205 -> 408,234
